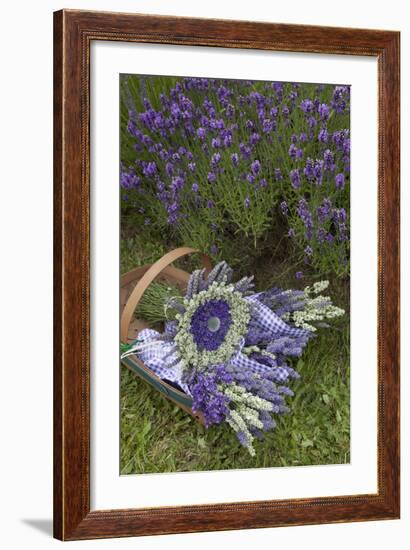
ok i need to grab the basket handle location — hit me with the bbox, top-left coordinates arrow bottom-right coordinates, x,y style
120,247 -> 212,342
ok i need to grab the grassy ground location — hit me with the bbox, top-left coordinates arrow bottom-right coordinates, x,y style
120,238 -> 350,475
120,326 -> 349,474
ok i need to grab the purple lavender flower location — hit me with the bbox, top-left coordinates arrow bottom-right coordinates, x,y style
225,104 -> 235,119
171,176 -> 184,192
335,173 -> 345,190
231,152 -> 239,166
244,197 -> 251,208
332,129 -> 349,150
223,133 -> 233,148
323,149 -> 335,171
333,207 -> 347,227
296,198 -> 313,239
317,227 -> 327,243
239,143 -> 251,159
288,143 -> 298,159
317,198 -> 332,222
332,85 -> 350,113
190,372 -> 230,427
236,431 -> 249,446
142,161 -> 157,178
190,299 -> 232,351
318,103 -> 330,121
206,199 -> 214,209
274,168 -> 283,182
290,168 -> 301,189
191,182 -> 199,193
211,152 -> 221,167
245,119 -> 254,131
300,99 -> 315,113
303,158 -> 314,181
197,127 -> 206,139
307,116 -> 317,128
207,172 -> 216,183
159,148 -> 169,161
165,162 -> 174,177
166,201 -> 179,225
251,160 -> 261,175
249,132 -> 261,146
295,271 -> 304,279
318,128 -> 329,143
313,159 -> 324,185
262,119 -> 275,133
120,169 -> 140,189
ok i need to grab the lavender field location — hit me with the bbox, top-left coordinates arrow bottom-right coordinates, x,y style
120,75 -> 350,474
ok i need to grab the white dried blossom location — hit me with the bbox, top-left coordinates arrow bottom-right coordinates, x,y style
236,403 -> 264,429
311,280 -> 330,294
174,281 -> 251,370
243,345 -> 261,355
226,413 -> 255,456
282,281 -> 344,331
222,383 -> 273,412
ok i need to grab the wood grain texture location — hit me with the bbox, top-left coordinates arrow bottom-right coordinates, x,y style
53,9 -> 400,541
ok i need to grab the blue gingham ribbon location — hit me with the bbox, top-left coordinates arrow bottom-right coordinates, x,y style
122,293 -> 311,394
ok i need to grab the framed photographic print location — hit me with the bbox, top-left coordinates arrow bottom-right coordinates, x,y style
53,9 -> 400,540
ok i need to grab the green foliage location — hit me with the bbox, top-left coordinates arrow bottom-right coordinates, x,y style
120,236 -> 166,274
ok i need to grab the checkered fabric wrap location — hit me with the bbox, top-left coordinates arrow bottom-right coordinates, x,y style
246,296 -> 309,338
126,292 -> 311,395
134,329 -> 191,394
230,346 -> 291,384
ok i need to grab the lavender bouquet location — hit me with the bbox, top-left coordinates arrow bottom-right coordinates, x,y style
122,261 -> 344,455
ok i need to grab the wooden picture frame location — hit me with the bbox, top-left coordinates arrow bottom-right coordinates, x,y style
53,9 -> 400,540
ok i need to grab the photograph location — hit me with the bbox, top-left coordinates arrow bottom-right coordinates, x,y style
119,74 -> 350,474
0,0 -> 404,546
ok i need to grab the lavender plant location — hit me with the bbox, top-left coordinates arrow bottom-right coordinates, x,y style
120,75 -> 350,277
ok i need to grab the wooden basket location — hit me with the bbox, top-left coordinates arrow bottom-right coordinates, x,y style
120,247 -> 212,422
